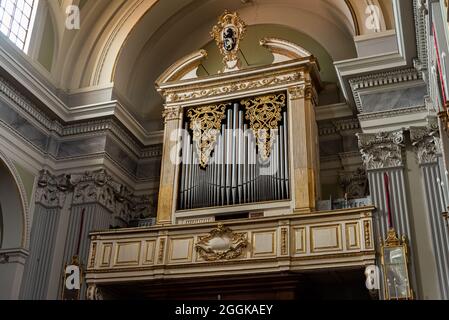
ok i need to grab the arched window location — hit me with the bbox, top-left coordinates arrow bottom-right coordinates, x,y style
0,0 -> 39,52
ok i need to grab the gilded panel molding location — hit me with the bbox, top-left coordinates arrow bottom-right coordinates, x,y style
187,104 -> 228,168
356,130 -> 405,170
241,93 -> 286,161
195,224 -> 248,261
281,228 -> 288,255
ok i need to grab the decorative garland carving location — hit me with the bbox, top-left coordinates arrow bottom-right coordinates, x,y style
357,130 -> 405,170
187,104 -> 228,168
241,93 -> 286,161
195,224 -> 248,261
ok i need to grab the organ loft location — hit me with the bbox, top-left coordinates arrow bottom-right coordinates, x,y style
84,12 -> 379,300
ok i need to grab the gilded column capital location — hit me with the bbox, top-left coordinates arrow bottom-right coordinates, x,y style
288,84 -> 314,101
356,130 -> 405,170
162,106 -> 182,123
410,126 -> 441,165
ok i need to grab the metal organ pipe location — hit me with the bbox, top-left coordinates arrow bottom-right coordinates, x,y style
178,102 -> 290,210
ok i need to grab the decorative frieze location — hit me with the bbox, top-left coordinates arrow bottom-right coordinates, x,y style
69,169 -> 156,224
410,126 -> 442,165
164,72 -> 302,104
357,130 -> 405,170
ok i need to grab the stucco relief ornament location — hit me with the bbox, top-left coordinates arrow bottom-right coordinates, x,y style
211,10 -> 246,72
195,223 -> 248,261
357,130 -> 405,170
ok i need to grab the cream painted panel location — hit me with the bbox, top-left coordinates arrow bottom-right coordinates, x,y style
143,240 -> 156,265
169,238 -> 194,263
114,242 -> 141,266
252,231 -> 276,257
100,243 -> 113,267
310,225 -> 342,253
345,223 -> 360,250
294,227 -> 306,254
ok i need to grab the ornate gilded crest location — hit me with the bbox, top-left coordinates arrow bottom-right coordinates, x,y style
195,223 -> 248,261
241,93 -> 286,161
187,104 -> 228,168
210,10 -> 246,72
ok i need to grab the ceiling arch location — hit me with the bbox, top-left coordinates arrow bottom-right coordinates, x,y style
47,0 -> 394,129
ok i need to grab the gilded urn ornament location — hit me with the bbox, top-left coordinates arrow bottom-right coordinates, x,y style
210,10 -> 247,72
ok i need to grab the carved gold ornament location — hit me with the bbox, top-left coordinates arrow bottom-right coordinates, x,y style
241,93 -> 286,161
195,223 -> 248,261
187,104 -> 228,168
210,10 -> 246,72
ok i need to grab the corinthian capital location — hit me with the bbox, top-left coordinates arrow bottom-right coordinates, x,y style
356,130 -> 405,170
410,126 -> 441,165
35,170 -> 73,208
162,106 -> 182,123
71,169 -> 119,211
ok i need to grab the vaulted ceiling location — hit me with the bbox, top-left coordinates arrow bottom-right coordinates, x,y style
39,0 -> 395,131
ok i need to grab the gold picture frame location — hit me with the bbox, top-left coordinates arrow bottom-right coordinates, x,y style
380,229 -> 413,300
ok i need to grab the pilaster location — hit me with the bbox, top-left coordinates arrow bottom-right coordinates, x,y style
410,125 -> 449,299
288,83 -> 319,212
157,106 -> 183,224
357,130 -> 418,298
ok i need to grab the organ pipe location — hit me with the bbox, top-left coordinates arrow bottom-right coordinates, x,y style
178,93 -> 289,210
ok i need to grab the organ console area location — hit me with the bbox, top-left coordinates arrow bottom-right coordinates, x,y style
85,12 -> 376,300
155,12 -> 322,224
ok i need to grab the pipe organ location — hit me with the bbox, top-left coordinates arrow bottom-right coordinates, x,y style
154,12 -> 322,224
178,93 -> 290,210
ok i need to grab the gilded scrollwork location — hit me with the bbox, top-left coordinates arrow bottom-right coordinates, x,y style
195,223 -> 248,261
241,93 -> 286,161
187,104 -> 228,168
210,10 -> 246,72
164,73 -> 301,103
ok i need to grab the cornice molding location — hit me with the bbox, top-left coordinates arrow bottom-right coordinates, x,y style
318,118 -> 360,136
0,41 -> 162,146
335,0 -> 419,107
0,77 -> 163,159
349,68 -> 422,112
